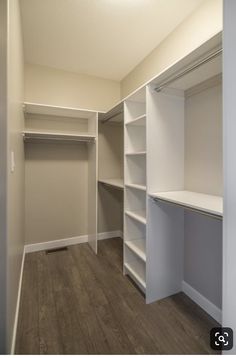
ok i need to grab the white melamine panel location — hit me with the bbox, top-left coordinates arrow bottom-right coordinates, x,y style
146,197 -> 184,303
150,191 -> 223,217
146,85 -> 185,193
125,187 -> 146,213
87,114 -> 98,253
126,156 -> 146,187
125,183 -> 146,191
124,247 -> 146,292
125,126 -> 146,153
125,239 -> 146,262
124,101 -> 146,123
126,114 -> 146,126
24,102 -> 97,119
124,215 -> 146,242
98,178 -> 124,190
125,210 -> 146,225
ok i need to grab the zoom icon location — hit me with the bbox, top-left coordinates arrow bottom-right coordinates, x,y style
210,327 -> 233,351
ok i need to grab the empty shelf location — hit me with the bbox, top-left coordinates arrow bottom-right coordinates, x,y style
24,102 -> 97,119
124,263 -> 146,292
98,178 -> 124,189
126,151 -> 146,156
126,183 -> 146,191
150,190 -> 223,217
126,114 -> 146,126
22,130 -> 96,142
125,239 -> 146,262
125,210 -> 146,225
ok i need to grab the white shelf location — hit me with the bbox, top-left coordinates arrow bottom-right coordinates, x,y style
150,190 -> 223,217
126,114 -> 146,126
22,130 -> 96,142
126,151 -> 146,156
125,210 -> 146,225
98,178 -> 124,190
125,239 -> 146,262
124,263 -> 146,292
23,102 -> 97,119
125,183 -> 146,191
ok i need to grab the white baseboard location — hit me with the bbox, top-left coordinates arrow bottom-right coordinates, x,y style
25,230 -> 123,253
98,230 -> 123,240
11,247 -> 25,354
182,281 -> 222,323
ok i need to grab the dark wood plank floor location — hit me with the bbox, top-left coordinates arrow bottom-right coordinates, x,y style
16,238 -> 219,354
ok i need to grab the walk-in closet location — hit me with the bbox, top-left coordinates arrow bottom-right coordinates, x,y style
2,0 -> 236,355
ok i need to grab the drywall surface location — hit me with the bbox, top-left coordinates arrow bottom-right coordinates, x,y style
7,0 -> 25,352
185,80 -> 222,196
98,123 -> 123,233
223,0 -> 236,353
0,0 -> 8,353
25,143 -> 89,244
184,211 -> 222,309
25,63 -> 120,112
121,0 -> 222,98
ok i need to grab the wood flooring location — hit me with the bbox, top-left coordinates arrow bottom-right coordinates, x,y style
15,238 -> 220,354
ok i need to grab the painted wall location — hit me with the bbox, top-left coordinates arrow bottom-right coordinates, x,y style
25,142 -> 89,244
223,0 -> 236,353
121,0 -> 222,98
0,0 -> 8,353
7,0 -> 25,352
25,63 -> 120,112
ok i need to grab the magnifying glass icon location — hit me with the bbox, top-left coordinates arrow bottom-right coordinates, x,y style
218,335 -> 226,343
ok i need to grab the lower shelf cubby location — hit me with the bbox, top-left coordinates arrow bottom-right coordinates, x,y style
124,246 -> 146,292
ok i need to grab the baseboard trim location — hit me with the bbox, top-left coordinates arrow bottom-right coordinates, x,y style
182,281 -> 222,323
98,230 -> 123,240
25,231 -> 123,253
11,247 -> 25,354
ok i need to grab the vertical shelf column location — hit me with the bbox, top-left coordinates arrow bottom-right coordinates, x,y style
88,113 -> 98,253
124,88 -> 147,293
146,85 -> 185,303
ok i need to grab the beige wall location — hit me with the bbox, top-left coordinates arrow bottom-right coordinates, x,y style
121,0 -> 222,98
98,122 -> 124,233
25,63 -> 120,112
7,0 -> 25,352
185,78 -> 222,195
0,0 -> 8,352
25,143 -> 89,244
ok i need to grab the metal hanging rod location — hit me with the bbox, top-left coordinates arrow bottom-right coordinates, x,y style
154,48 -> 222,93
151,196 -> 222,220
102,110 -> 123,123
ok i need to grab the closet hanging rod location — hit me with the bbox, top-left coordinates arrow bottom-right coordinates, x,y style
102,110 -> 123,123
151,197 -> 222,220
154,48 -> 222,92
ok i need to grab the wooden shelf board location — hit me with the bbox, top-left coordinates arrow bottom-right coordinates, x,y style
125,183 -> 146,191
124,263 -> 146,292
98,178 -> 124,190
150,190 -> 223,217
22,130 -> 96,142
125,210 -> 146,225
24,102 -> 97,119
125,239 -> 146,262
125,151 -> 146,156
126,114 -> 146,126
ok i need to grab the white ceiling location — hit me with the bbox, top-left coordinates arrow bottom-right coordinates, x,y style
20,0 -> 205,81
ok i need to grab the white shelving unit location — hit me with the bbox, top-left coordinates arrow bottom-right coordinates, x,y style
23,102 -> 98,253
124,87 -> 147,293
